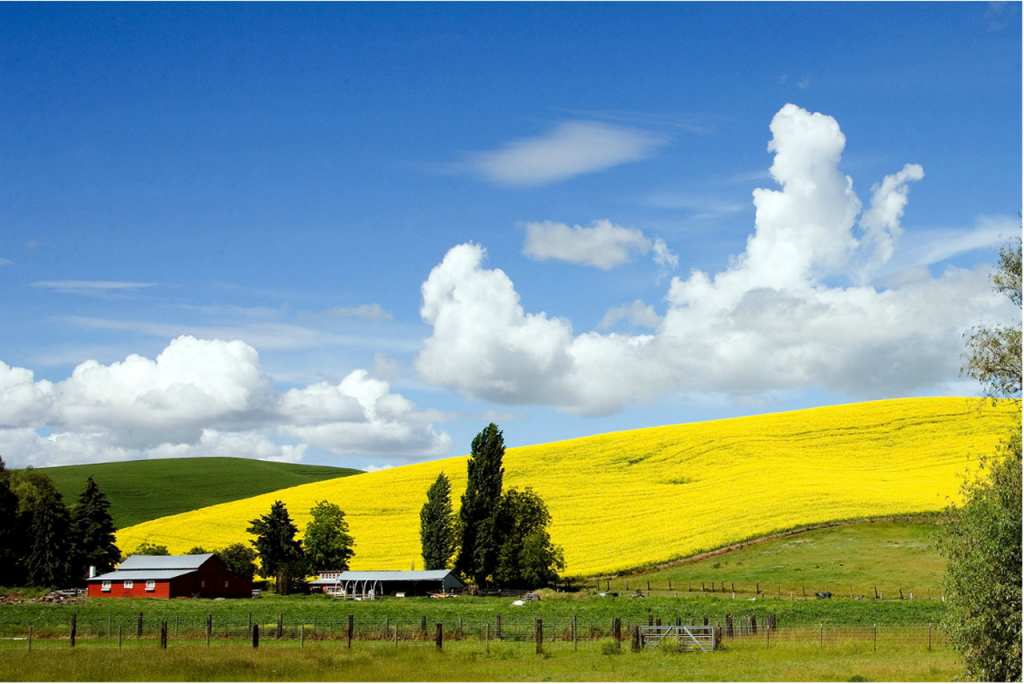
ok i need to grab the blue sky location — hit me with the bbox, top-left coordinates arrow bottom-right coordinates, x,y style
1,2 -> 1020,469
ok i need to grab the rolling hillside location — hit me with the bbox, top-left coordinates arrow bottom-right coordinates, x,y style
116,398 -> 1017,575
32,457 -> 361,529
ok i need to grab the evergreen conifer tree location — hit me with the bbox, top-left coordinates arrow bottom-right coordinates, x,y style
420,472 -> 457,570
70,476 -> 120,583
247,500 -> 304,594
0,457 -> 26,586
26,478 -> 74,587
454,423 -> 505,587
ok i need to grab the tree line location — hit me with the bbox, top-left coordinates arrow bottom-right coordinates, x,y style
419,423 -> 565,591
0,464 -> 120,588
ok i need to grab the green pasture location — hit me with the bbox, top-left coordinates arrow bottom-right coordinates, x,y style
29,457 -> 361,528
615,518 -> 946,600
0,636 -> 961,681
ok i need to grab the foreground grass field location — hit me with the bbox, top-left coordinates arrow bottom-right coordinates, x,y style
31,457 -> 360,528
0,638 -> 961,681
118,398 -> 1015,575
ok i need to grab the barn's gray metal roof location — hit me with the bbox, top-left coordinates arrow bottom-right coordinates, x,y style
89,569 -> 195,582
311,570 -> 462,584
117,554 -> 214,571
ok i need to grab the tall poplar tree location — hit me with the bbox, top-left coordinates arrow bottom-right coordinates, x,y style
454,423 -> 505,587
70,476 -> 120,583
420,472 -> 456,570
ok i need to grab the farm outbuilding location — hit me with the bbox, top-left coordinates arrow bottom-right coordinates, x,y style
87,553 -> 252,599
308,570 -> 464,597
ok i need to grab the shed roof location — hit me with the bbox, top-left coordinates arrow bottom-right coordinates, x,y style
117,554 -> 214,571
89,569 -> 195,582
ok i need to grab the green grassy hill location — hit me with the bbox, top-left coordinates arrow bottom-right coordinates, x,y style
619,518 -> 946,599
30,457 -> 361,529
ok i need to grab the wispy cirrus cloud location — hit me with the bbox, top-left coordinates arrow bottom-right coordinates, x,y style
321,304 -> 393,321
56,316 -> 421,352
33,280 -> 157,296
467,120 -> 666,186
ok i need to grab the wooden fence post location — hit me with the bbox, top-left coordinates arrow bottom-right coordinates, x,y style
614,617 -> 621,648
277,614 -> 283,640
630,625 -> 640,652
751,615 -> 757,635
118,625 -> 122,649
347,615 -> 354,649
253,623 -> 259,648
247,612 -> 252,639
873,623 -> 877,651
535,619 -> 542,655
27,626 -> 32,652
300,624 -> 304,649
70,614 -> 76,648
725,614 -> 733,638
485,623 -> 490,653
138,612 -> 145,639
647,581 -> 650,592
573,615 -> 577,651
928,623 -> 932,651
205,614 -> 212,645
495,615 -> 501,640
161,620 -> 168,649
436,623 -> 443,651
420,615 -> 427,636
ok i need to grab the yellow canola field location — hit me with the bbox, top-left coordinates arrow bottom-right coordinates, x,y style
118,398 -> 1018,576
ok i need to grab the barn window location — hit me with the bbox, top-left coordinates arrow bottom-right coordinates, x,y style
224,580 -> 229,588
201,580 -> 205,588
146,580 -> 156,592
101,581 -> 111,592
123,580 -> 133,589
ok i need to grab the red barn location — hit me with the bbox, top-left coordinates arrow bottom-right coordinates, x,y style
87,553 -> 252,599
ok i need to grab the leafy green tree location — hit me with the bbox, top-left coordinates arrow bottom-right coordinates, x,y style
70,476 -> 120,583
938,235 -> 1022,681
185,546 -> 209,555
0,457 -> 26,586
216,543 -> 258,579
247,500 -> 304,595
454,423 -> 506,588
130,541 -> 170,556
25,478 -> 74,587
302,501 -> 355,573
420,472 -> 457,570
938,429 -> 1022,681
962,235 -> 1022,399
494,487 -> 564,589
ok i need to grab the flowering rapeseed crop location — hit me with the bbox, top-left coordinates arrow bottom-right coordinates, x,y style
117,398 -> 1017,576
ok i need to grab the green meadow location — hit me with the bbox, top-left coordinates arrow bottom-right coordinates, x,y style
619,518 -> 946,600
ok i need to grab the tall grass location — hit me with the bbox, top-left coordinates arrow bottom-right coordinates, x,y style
0,636 -> 962,681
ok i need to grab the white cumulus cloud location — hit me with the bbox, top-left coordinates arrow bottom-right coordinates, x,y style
470,121 -> 665,186
522,219 -> 678,271
0,336 -> 450,467
415,104 -> 1015,416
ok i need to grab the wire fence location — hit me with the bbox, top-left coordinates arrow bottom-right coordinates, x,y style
0,613 -> 948,651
